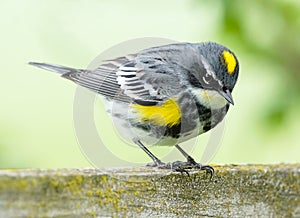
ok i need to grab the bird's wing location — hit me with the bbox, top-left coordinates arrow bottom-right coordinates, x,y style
32,43 -> 202,105
115,53 -> 186,105
61,47 -> 193,105
60,56 -> 135,103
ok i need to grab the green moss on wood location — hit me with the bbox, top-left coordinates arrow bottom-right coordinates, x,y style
0,164 -> 300,217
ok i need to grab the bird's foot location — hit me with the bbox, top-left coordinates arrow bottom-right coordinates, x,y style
147,161 -> 190,175
146,160 -> 214,178
186,156 -> 215,179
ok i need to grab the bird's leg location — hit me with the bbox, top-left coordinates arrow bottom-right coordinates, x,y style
133,139 -> 164,167
175,144 -> 214,178
134,139 -> 189,175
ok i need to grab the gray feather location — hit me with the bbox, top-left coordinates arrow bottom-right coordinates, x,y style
28,62 -> 83,75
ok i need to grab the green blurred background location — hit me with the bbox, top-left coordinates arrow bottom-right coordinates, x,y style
1,0 -> 300,168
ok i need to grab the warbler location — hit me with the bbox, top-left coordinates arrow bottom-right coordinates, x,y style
29,42 -> 239,176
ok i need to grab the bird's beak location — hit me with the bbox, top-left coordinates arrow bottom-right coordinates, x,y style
219,89 -> 234,105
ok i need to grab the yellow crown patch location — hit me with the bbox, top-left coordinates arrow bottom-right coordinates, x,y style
222,50 -> 237,75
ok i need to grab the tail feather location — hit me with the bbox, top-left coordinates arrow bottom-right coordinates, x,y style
28,62 -> 82,75
29,61 -> 131,103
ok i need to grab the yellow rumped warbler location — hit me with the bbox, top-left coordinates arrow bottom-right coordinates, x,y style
29,42 -> 239,176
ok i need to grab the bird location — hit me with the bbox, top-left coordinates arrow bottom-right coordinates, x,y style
29,41 -> 239,177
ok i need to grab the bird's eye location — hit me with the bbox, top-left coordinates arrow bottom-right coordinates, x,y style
203,73 -> 213,84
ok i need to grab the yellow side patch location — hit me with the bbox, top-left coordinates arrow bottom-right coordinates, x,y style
131,99 -> 181,127
222,50 -> 237,75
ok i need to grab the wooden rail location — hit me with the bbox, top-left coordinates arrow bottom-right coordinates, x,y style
0,164 -> 299,217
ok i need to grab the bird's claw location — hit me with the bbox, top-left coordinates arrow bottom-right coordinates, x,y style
147,160 -> 214,178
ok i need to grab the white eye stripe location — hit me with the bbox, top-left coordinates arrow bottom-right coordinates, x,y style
200,55 -> 223,87
201,56 -> 216,77
203,76 -> 210,84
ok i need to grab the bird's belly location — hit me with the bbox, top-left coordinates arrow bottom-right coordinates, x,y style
102,97 -> 229,147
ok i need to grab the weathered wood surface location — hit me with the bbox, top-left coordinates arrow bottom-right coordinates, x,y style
0,164 -> 299,217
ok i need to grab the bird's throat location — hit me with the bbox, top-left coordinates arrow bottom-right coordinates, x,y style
192,89 -> 228,109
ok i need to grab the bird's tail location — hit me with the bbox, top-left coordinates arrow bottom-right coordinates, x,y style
28,62 -> 83,76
